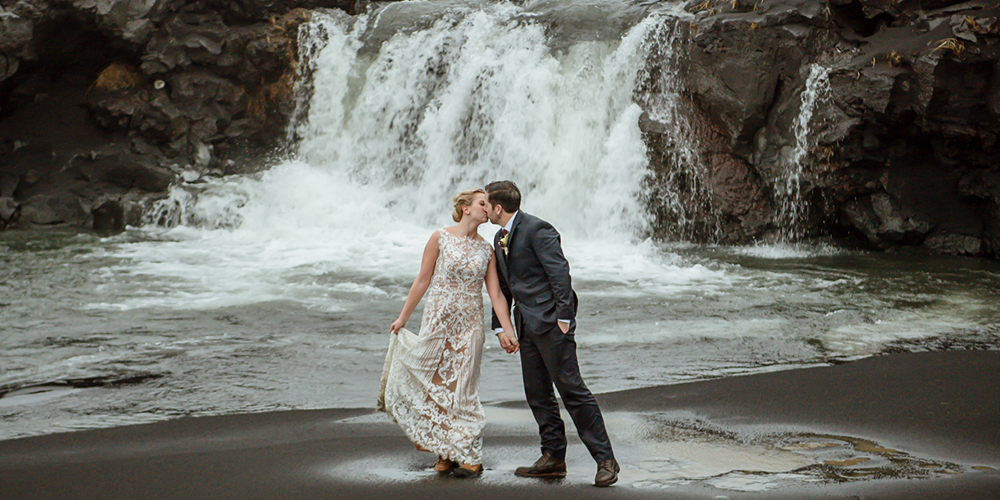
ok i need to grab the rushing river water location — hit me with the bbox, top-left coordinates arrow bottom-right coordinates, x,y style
2,0 -> 999,441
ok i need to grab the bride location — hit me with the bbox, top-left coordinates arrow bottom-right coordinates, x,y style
379,188 -> 519,477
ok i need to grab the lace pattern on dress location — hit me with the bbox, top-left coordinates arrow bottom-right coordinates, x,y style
380,229 -> 493,464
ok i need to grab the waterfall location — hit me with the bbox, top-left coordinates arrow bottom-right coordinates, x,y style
114,2 -> 721,311
152,3 -> 670,239
295,4 -> 661,238
776,63 -> 830,241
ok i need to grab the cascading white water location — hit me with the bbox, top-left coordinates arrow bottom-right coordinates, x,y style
776,63 -> 830,241
290,4 -> 655,238
109,2 -> 720,311
636,20 -> 720,241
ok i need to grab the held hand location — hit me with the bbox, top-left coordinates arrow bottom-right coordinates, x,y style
558,321 -> 570,334
390,318 -> 405,335
497,331 -> 511,350
497,332 -> 519,354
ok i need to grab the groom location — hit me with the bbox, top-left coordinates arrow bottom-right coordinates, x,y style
485,180 -> 619,487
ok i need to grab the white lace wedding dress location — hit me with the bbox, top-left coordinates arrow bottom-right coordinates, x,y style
378,229 -> 493,465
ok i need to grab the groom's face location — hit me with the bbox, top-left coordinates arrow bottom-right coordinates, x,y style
485,195 -> 502,225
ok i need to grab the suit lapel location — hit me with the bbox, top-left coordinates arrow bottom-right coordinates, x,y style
507,212 -> 524,266
497,212 -> 524,282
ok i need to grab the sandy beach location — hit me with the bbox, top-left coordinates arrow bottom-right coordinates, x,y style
1,350 -> 997,499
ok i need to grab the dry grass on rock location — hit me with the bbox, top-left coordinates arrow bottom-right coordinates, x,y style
92,63 -> 144,92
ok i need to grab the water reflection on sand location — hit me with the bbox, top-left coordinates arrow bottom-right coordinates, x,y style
332,408 -> 989,492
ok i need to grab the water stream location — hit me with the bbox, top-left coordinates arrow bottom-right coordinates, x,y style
777,63 -> 831,241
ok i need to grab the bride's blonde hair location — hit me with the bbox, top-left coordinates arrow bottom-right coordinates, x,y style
452,188 -> 486,222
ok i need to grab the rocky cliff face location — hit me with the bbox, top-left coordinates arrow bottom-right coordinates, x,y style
3,0 -> 1000,258
0,0 -> 360,231
640,0 -> 1000,257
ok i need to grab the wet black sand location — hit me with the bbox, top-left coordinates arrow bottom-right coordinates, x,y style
1,350 -> 997,499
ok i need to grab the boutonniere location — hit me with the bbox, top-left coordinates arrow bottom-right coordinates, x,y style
499,230 -> 509,255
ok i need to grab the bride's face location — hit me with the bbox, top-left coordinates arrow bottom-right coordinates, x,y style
465,193 -> 489,224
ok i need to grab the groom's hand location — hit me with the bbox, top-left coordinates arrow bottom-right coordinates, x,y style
557,320 -> 570,334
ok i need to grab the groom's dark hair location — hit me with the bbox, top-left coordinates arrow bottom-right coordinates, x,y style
485,180 -> 521,213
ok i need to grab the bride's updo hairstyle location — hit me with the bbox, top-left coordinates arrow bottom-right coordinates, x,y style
452,188 -> 486,222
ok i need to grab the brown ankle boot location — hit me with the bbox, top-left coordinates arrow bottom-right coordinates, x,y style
433,457 -> 457,472
594,458 -> 620,487
514,452 -> 567,478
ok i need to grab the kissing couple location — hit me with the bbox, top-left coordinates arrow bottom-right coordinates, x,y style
377,180 -> 619,487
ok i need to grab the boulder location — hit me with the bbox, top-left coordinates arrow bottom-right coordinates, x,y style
75,152 -> 176,192
20,192 -> 87,226
842,192 -> 933,248
0,196 -> 20,230
683,15 -> 808,155
924,232 -> 985,255
140,12 -> 235,75
92,199 -> 126,235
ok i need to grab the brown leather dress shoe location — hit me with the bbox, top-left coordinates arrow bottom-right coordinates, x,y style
452,463 -> 483,478
514,453 -> 567,478
594,458 -> 620,487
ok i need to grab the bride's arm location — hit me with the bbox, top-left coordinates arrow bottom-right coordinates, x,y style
485,252 -> 519,353
390,231 -> 440,334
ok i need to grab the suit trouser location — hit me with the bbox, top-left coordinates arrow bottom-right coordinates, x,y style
518,320 -> 614,462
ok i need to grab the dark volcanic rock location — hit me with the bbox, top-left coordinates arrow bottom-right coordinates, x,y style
0,196 -> 20,230
20,191 -> 87,226
92,199 -> 126,235
1,0 -> 322,233
842,192 -> 934,248
640,0 -> 1000,257
75,151 -> 176,192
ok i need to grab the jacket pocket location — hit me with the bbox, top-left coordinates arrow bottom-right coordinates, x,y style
522,289 -> 554,307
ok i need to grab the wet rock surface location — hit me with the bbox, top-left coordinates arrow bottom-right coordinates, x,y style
0,0 -> 347,233
641,0 -> 1000,257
